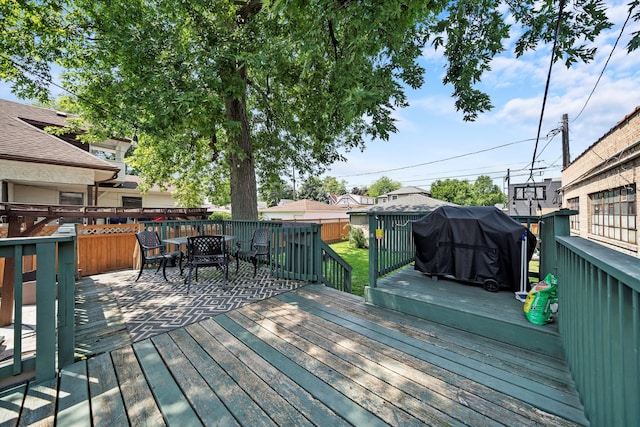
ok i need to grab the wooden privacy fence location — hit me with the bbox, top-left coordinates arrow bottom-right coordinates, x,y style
281,218 -> 350,243
76,224 -> 139,276
0,223 -> 139,280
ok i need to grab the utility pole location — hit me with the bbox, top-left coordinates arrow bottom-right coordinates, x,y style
562,113 -> 570,168
292,166 -> 297,200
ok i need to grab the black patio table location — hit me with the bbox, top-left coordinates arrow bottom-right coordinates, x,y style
162,235 -> 237,275
162,235 -> 236,246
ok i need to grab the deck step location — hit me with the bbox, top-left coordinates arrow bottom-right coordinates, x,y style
367,267 -> 564,359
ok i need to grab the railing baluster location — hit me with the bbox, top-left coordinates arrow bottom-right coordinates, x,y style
12,245 -> 23,376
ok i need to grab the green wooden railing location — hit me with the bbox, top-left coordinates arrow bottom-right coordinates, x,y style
538,210 -> 638,426
555,236 -> 639,426
365,212 -> 543,288
366,212 -> 427,287
0,225 -> 77,383
142,219 -> 351,292
319,241 -> 352,293
537,209 -> 575,280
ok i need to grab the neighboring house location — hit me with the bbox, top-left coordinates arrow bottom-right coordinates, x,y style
0,99 -> 178,223
330,193 -> 375,208
259,199 -> 349,221
377,186 -> 429,204
561,105 -> 640,257
508,177 -> 562,216
348,194 -> 457,244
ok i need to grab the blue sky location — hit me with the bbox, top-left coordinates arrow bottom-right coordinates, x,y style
324,1 -> 640,192
2,2 -> 639,194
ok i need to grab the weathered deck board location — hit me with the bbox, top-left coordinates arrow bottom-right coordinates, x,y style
177,323 -> 312,427
232,298 -> 469,426
278,288 -> 585,425
0,383 -> 25,426
57,362 -> 91,426
110,346 -> 164,426
369,267 -> 563,358
74,278 -> 131,359
274,292 -> 578,425
87,353 -> 128,426
303,285 -> 575,389
0,284 -> 587,426
158,329 -> 239,426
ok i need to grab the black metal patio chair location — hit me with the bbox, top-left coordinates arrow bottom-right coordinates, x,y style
185,235 -> 230,293
135,230 -> 183,281
235,228 -> 271,277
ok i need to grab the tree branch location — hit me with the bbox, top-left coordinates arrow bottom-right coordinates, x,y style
328,19 -> 339,61
235,0 -> 262,21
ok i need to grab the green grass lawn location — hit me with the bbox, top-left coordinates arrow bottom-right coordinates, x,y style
329,241 -> 369,297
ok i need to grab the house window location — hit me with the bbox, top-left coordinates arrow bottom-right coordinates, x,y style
90,148 -> 116,161
123,197 -> 142,216
122,196 -> 142,208
567,197 -> 579,231
112,196 -> 143,224
60,191 -> 84,206
589,186 -> 636,244
59,191 -> 84,224
514,186 -> 546,200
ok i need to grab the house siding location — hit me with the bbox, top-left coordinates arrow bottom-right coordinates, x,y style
0,160 -> 96,186
561,107 -> 640,257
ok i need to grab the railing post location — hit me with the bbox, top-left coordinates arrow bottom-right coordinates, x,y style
368,213 -> 379,288
540,209 -> 576,279
11,245 -> 24,375
35,241 -> 57,382
312,223 -> 322,282
54,224 -> 77,368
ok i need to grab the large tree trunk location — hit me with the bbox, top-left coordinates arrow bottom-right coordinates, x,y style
225,65 -> 258,220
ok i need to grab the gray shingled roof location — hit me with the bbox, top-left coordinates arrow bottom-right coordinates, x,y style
353,194 -> 457,213
383,186 -> 429,196
0,98 -> 119,172
261,199 -> 348,212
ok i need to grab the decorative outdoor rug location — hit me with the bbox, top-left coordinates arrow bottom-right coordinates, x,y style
92,262 -> 308,342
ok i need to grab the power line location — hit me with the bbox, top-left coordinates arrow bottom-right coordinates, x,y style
572,6 -> 634,123
335,137 -> 540,179
528,0 -> 565,183
397,162 -> 530,180
401,166 -> 561,184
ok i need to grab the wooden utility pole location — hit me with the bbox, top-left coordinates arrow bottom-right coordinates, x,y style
562,113 -> 570,168
292,166 -> 297,200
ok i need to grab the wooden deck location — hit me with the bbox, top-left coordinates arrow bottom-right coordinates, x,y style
368,266 -> 564,358
0,278 -> 588,426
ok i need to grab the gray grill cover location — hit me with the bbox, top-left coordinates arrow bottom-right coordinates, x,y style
412,206 -> 537,291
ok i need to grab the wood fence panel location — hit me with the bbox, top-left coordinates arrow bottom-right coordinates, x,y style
283,219 -> 350,244
320,221 -> 350,243
77,233 -> 137,276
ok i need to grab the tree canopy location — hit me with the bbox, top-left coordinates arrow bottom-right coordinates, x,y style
258,176 -> 294,207
430,175 -> 507,206
368,176 -> 402,198
1,0 -> 631,218
297,176 -> 347,203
